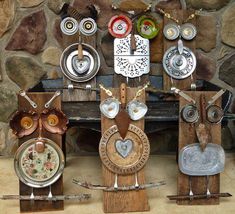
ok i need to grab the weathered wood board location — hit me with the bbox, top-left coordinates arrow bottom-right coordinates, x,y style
178,91 -> 221,205
18,93 -> 64,212
101,87 -> 149,213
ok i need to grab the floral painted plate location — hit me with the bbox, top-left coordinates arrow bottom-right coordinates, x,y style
14,138 -> 65,188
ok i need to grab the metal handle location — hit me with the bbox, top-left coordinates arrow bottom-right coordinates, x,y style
208,89 -> 226,106
44,91 -> 61,108
120,83 -> 127,108
19,90 -> 37,109
173,88 -> 196,104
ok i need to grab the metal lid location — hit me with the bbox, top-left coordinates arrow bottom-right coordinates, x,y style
108,15 -> 132,38
163,23 -> 180,40
14,138 -> 65,188
137,15 -> 159,39
79,18 -> 97,36
180,23 -> 197,40
60,17 -> 79,36
60,43 -> 100,82
163,45 -> 196,80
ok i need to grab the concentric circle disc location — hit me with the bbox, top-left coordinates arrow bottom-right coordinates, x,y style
137,15 -> 159,39
79,18 -> 97,36
181,104 -> 199,123
60,17 -> 79,35
14,138 -> 65,188
99,124 -> 150,175
108,15 -> 132,38
163,46 -> 196,79
206,105 -> 224,124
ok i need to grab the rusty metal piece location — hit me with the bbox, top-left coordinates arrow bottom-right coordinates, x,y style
114,83 -> 130,139
10,111 -> 39,138
196,94 -> 211,151
41,108 -> 68,134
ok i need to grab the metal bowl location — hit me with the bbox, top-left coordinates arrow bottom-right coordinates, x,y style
163,23 -> 180,40
180,23 -> 197,40
60,43 -> 100,82
14,138 -> 65,188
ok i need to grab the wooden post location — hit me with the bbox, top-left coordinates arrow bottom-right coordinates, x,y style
18,93 -> 64,212
100,87 -> 150,213
178,91 -> 221,205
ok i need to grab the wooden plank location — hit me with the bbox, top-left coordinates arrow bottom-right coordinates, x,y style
177,91 -> 221,205
62,32 -> 97,102
163,9 -> 196,91
101,87 -> 149,213
18,93 -> 64,212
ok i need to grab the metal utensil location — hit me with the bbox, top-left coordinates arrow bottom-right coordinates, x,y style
19,90 -> 37,109
44,91 -> 61,108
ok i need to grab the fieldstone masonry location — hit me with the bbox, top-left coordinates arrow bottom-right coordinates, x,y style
0,0 -> 234,155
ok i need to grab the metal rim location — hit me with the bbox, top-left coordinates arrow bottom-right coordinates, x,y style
137,15 -> 159,39
180,104 -> 199,123
108,15 -> 132,38
60,17 -> 79,36
79,18 -> 97,36
99,124 -> 150,175
163,23 -> 180,40
180,23 -> 197,40
14,138 -> 65,188
163,45 -> 196,80
60,43 -> 100,82
206,105 -> 224,124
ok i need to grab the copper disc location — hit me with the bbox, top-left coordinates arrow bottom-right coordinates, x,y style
99,124 -> 150,175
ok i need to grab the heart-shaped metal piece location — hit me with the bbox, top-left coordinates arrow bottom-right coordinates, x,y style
115,139 -> 133,158
100,98 -> 120,119
72,55 -> 91,75
127,100 -> 148,121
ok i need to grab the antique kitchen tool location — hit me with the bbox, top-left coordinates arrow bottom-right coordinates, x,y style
108,15 -> 132,38
60,43 -> 100,82
10,111 -> 39,138
114,34 -> 150,80
114,83 -> 130,139
137,15 -> 160,39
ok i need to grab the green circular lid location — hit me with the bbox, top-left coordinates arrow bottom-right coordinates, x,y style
137,15 -> 159,39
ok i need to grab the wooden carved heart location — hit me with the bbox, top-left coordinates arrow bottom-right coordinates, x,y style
115,139 -> 133,158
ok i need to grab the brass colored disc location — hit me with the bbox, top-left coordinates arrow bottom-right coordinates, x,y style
99,124 -> 150,175
47,114 -> 59,127
20,116 -> 34,130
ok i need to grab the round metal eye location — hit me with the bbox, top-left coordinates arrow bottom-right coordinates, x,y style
137,15 -> 160,39
20,116 -> 34,130
163,23 -> 180,40
47,114 -> 59,127
181,104 -> 199,123
79,18 -> 97,36
108,15 -> 132,38
206,105 -> 224,124
60,17 -> 79,35
180,23 -> 197,40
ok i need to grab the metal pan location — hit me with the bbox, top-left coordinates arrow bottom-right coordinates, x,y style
60,43 -> 100,83
14,138 -> 65,188
179,143 -> 225,176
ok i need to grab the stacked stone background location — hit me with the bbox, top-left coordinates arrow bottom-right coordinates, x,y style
0,0 -> 234,155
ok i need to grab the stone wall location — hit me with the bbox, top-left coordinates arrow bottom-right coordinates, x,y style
0,0 -> 234,156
